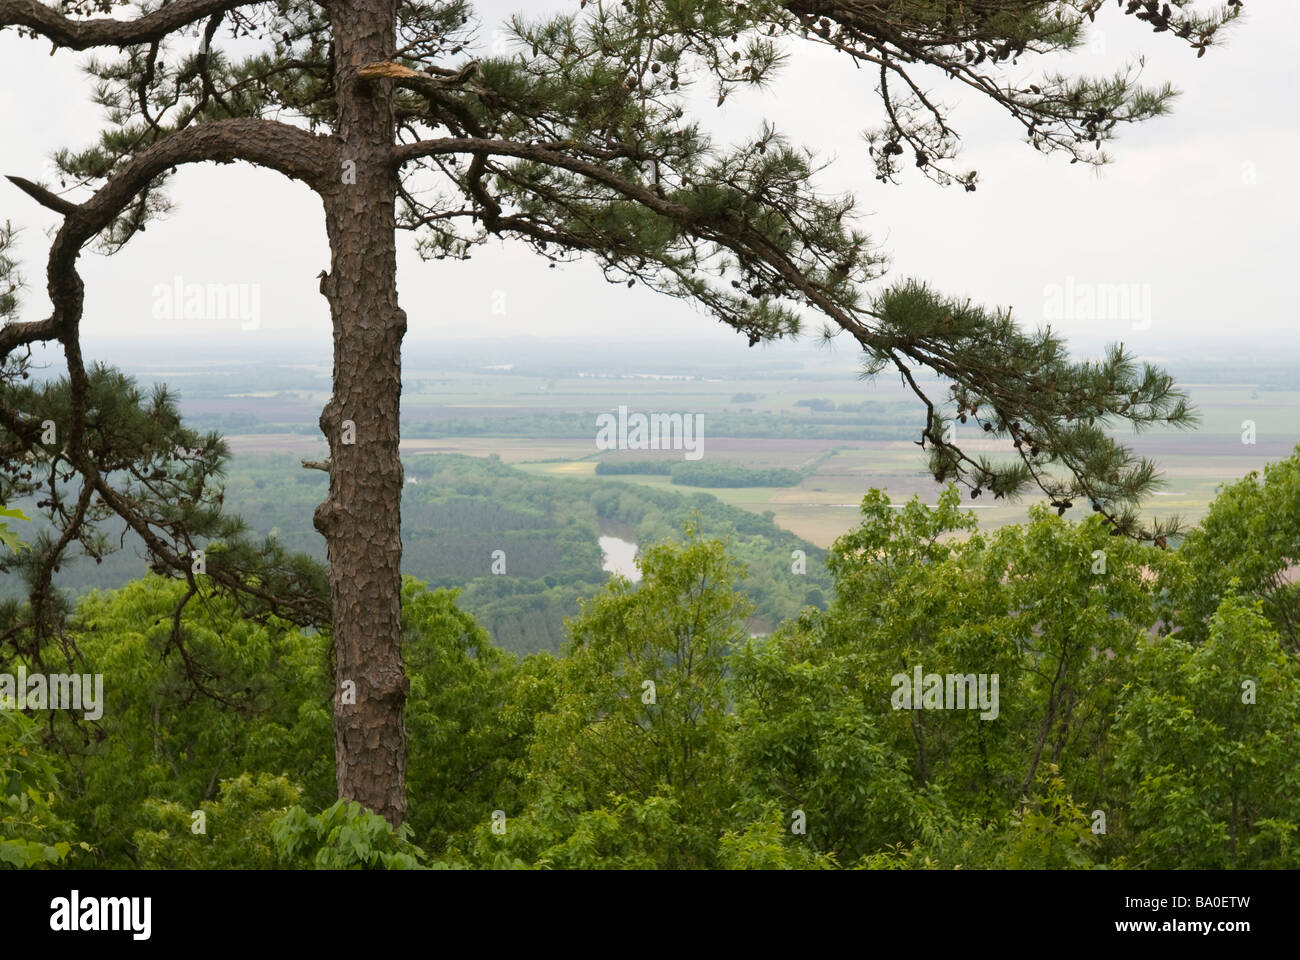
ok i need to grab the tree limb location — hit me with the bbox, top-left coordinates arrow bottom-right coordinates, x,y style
0,0 -> 252,50
3,117 -> 332,355
4,175 -> 77,215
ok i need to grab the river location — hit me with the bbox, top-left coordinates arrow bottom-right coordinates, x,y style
598,534 -> 641,582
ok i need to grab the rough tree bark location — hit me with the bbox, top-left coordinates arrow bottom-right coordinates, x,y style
311,0 -> 410,827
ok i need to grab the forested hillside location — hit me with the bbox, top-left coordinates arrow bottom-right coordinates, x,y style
400,454 -> 831,650
4,449 -> 1298,870
0,452 -> 831,653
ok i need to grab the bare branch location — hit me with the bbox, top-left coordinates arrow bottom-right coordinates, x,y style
4,175 -> 77,215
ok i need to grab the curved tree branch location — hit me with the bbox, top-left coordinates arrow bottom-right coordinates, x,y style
0,0 -> 253,50
3,117 -> 332,354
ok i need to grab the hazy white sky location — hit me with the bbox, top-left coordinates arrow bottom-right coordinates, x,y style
1,1 -> 1294,359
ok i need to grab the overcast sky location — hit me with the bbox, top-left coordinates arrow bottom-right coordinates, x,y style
1,1 -> 1294,362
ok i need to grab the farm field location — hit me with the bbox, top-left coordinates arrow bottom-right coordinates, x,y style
511,435 -> 1284,548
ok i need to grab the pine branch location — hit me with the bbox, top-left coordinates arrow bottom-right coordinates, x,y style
0,0 -> 253,51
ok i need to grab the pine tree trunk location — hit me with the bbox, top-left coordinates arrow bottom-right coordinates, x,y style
313,0 -> 409,826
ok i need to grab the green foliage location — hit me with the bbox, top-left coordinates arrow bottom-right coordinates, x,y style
470,525 -> 750,868
0,221 -> 20,321
852,766 -> 1101,870
0,364 -> 329,634
463,791 -> 693,870
871,278 -> 1197,540
0,0 -> 1260,873
401,579 -> 534,852
669,461 -> 802,488
1112,595 -> 1300,869
0,504 -> 29,555
0,710 -> 87,868
1168,446 -> 1300,651
999,767 -> 1101,870
2,451 -> 832,654
133,773 -> 304,870
400,454 -> 829,651
273,799 -> 429,870
718,806 -> 838,870
33,577 -> 335,868
731,482 -> 1169,865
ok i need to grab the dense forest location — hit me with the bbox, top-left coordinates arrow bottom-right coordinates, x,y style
596,459 -> 805,488
0,452 -> 831,653
3,448 -> 1298,869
